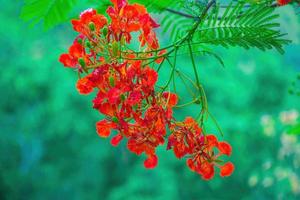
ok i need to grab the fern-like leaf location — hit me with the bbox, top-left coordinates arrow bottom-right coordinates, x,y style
161,14 -> 195,42
196,1 -> 290,53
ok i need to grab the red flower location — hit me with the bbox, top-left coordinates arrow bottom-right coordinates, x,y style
127,61 -> 142,79
127,139 -> 144,155
110,0 -> 127,11
139,16 -> 159,50
126,90 -> 142,105
168,134 -> 190,158
168,117 -> 202,158
142,67 -> 158,88
168,118 -> 234,180
59,54 -> 74,67
72,8 -> 107,36
127,128 -> 164,157
59,39 -> 86,68
162,92 -> 178,107
107,1 -> 141,42
107,0 -> 159,48
76,75 -> 94,94
95,102 -> 116,117
185,134 -> 234,180
96,120 -> 116,138
107,87 -> 122,104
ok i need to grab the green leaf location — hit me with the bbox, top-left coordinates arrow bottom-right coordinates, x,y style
195,1 -> 291,53
20,0 -> 78,30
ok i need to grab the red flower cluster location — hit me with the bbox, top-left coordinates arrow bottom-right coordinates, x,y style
77,60 -> 176,168
59,0 -> 234,180
168,117 -> 234,179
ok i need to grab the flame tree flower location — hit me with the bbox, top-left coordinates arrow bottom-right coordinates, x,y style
58,0 -> 295,180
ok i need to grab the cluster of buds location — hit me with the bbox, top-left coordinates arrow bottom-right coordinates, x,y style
59,0 -> 234,180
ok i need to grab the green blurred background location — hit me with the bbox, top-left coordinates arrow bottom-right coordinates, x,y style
1,1 -> 300,199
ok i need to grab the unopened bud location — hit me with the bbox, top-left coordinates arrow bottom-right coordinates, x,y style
77,38 -> 83,45
78,58 -> 86,68
120,36 -> 125,45
133,104 -> 138,111
195,98 -> 201,104
121,94 -> 126,101
85,40 -> 91,48
109,76 -> 115,87
102,27 -> 108,36
89,22 -> 95,32
112,117 -> 119,123
112,41 -> 119,57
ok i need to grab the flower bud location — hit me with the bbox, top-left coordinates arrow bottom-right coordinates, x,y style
112,41 -> 119,57
78,57 -> 86,68
121,94 -> 126,101
85,40 -> 91,48
77,38 -> 83,45
102,27 -> 108,36
109,76 -> 115,87
120,36 -> 125,45
132,104 -> 138,111
195,98 -> 201,104
89,22 -> 95,32
112,117 -> 119,123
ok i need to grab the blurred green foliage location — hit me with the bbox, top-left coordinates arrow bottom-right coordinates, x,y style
1,1 -> 300,199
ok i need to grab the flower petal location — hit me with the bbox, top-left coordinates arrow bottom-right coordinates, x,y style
220,162 -> 234,177
144,154 -> 158,169
111,133 -> 123,147
218,142 -> 232,156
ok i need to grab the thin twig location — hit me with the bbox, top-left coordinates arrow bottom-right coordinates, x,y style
165,8 -> 197,19
165,2 -> 281,21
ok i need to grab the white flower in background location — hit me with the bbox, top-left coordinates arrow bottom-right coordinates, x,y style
290,173 -> 300,194
260,115 -> 275,136
262,177 -> 274,188
279,133 -> 298,160
279,109 -> 299,125
248,175 -> 259,187
263,160 -> 272,170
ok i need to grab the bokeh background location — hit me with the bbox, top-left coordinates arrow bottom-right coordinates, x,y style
1,1 -> 300,199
